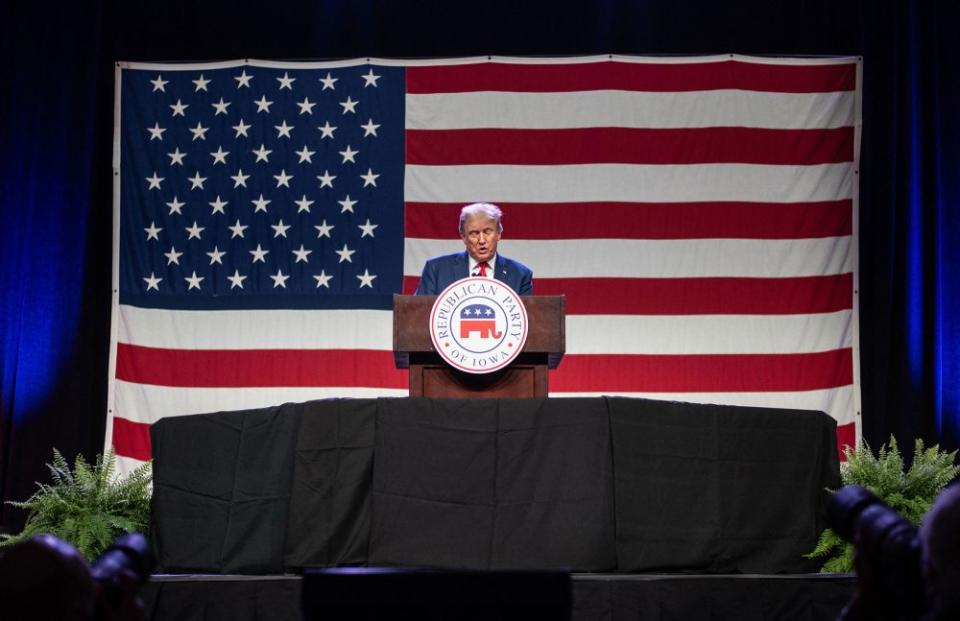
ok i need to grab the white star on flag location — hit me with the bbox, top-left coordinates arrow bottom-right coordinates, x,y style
167,147 -> 186,165
252,194 -> 271,213
319,72 -> 337,90
271,220 -> 291,238
361,68 -> 381,87
163,246 -> 182,265
360,168 -> 379,187
336,244 -> 355,263
228,219 -> 247,238
184,271 -> 204,290
227,269 -> 247,289
338,195 -> 357,213
255,95 -> 273,113
249,244 -> 269,263
361,118 -> 380,137
212,97 -> 230,115
317,170 -> 336,188
339,96 -> 358,114
143,272 -> 162,291
292,245 -> 312,263
358,219 -> 378,237
339,145 -> 359,163
275,121 -> 294,138
295,195 -> 314,213
276,72 -> 296,90
234,70 -> 253,88
357,269 -> 377,288
253,144 -> 272,163
145,172 -> 163,190
192,74 -> 211,91
144,222 -> 162,241
165,197 -> 185,215
208,196 -> 228,214
188,171 -> 207,190
170,99 -> 188,117
147,123 -> 166,140
297,98 -> 315,114
189,122 -> 209,141
295,146 -> 315,163
271,269 -> 290,288
314,220 -> 334,238
185,221 -> 205,240
233,119 -> 251,137
318,121 -> 336,138
206,246 -> 227,264
150,74 -> 168,92
210,147 -> 229,165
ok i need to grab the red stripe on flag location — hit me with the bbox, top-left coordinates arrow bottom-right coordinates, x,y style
405,200 -> 852,240
536,275 -> 854,314
403,275 -> 853,315
406,61 -> 857,94
113,416 -> 152,462
550,349 -> 853,392
406,127 -> 854,166
115,344 -> 408,388
836,422 -> 857,460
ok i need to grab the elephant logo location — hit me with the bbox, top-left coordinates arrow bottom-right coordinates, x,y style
429,277 -> 529,375
459,304 -> 502,339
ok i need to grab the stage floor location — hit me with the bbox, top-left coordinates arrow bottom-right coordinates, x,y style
142,572 -> 856,620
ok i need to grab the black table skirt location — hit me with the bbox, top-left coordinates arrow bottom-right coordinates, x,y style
150,397 -> 839,574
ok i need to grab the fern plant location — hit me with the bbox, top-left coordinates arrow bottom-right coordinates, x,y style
0,448 -> 152,560
807,436 -> 959,573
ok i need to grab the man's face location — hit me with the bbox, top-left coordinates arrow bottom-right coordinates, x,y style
461,214 -> 501,263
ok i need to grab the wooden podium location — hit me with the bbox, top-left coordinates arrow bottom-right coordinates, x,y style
393,295 -> 565,398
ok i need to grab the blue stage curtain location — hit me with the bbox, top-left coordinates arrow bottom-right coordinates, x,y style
858,0 -> 960,455
0,3 -> 113,529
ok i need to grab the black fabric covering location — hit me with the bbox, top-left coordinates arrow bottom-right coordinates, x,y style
143,577 -> 301,621
587,576 -> 856,621
283,399 -> 376,568
301,568 -> 571,620
151,405 -> 301,573
609,398 -> 840,573
369,398 -> 615,570
150,397 -> 838,574
139,574 -> 857,621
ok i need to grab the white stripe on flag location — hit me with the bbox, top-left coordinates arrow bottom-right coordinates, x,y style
119,305 -> 394,350
404,237 -> 853,278
565,310 -> 853,355
406,90 -> 856,130
405,163 -> 854,203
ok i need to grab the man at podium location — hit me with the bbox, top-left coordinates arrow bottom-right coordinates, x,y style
414,202 -> 534,295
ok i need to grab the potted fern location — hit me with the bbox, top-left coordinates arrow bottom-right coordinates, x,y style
0,448 -> 152,560
807,436 -> 959,573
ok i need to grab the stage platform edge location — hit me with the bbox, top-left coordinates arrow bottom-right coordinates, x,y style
141,572 -> 856,620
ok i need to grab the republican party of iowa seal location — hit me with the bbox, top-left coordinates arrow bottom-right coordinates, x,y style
429,277 -> 529,374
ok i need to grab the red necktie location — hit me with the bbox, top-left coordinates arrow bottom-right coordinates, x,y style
477,262 -> 488,277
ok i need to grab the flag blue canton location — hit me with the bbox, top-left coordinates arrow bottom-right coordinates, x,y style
119,65 -> 404,310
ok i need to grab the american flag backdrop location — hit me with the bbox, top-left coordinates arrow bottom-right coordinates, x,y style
110,56 -> 861,474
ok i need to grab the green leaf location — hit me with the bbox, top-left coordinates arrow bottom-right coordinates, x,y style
1,448 -> 152,561
809,436 -> 958,573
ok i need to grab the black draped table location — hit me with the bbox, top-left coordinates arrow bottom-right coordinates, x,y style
150,397 -> 839,574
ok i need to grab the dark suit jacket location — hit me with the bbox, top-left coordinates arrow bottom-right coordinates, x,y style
414,252 -> 533,295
